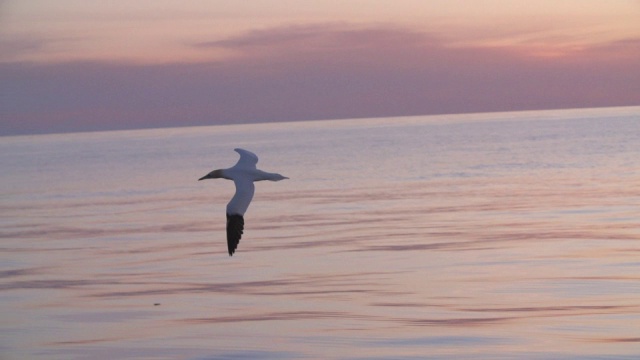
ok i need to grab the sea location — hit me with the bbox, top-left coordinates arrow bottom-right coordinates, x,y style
1,106 -> 639,360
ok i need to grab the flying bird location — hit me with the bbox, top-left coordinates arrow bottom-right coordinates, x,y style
199,148 -> 289,256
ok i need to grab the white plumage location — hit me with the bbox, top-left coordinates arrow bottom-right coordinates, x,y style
199,148 -> 288,256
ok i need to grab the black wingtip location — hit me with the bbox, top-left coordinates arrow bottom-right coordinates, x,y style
226,214 -> 244,256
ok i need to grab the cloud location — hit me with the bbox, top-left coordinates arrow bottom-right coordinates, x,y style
580,38 -> 640,59
1,24 -> 639,135
0,34 -> 82,62
193,23 -> 460,76
0,37 -> 50,57
195,23 -> 433,58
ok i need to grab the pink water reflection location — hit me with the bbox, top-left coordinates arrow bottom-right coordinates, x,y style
2,108 -> 639,359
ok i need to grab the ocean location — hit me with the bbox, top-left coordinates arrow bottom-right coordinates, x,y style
1,106 -> 639,359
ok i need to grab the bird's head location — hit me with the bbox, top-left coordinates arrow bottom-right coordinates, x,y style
198,169 -> 224,181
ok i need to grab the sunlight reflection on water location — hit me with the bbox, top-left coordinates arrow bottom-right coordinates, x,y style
1,107 -> 640,359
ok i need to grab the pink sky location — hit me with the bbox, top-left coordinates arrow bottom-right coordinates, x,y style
1,1 -> 639,135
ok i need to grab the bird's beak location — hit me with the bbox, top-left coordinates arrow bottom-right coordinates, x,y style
199,169 -> 223,181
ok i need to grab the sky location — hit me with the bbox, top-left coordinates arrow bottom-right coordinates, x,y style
1,0 -> 639,135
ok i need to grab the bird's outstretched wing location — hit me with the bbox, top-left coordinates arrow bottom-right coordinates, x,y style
225,179 -> 254,256
227,179 -> 255,216
233,148 -> 258,169
226,214 -> 244,256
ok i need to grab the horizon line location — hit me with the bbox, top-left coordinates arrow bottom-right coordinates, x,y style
3,105 -> 638,139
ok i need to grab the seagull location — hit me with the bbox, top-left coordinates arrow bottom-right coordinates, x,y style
199,148 -> 289,256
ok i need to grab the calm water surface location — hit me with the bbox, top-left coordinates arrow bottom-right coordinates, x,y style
2,107 -> 640,359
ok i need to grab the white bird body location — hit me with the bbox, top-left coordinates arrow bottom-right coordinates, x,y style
199,148 -> 288,256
